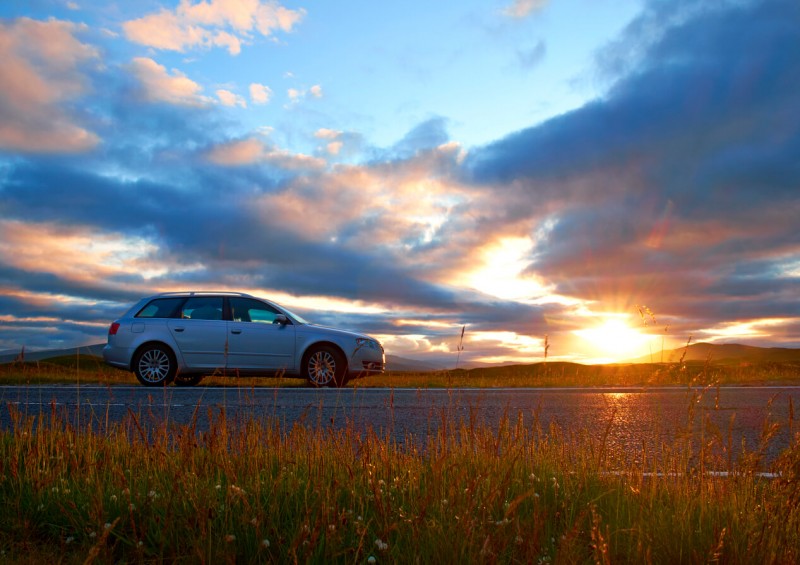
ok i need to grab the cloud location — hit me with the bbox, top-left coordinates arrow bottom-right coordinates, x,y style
286,85 -> 324,105
129,57 -> 210,106
250,82 -> 272,104
2,0 -> 799,362
205,137 -> 326,169
502,0 -> 549,19
390,117 -> 450,159
0,17 -> 99,153
465,0 -> 800,340
517,40 -> 546,69
216,89 -> 247,107
123,0 -> 306,55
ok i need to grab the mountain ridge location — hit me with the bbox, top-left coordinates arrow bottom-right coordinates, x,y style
627,342 -> 800,364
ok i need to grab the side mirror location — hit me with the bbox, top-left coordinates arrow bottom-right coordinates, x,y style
273,314 -> 289,326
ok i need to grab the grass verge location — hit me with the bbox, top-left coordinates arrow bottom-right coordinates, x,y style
0,392 -> 799,563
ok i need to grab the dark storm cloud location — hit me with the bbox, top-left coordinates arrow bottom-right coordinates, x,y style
463,0 -> 800,337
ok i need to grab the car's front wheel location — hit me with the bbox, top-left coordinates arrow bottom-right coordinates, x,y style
133,344 -> 176,386
303,345 -> 348,388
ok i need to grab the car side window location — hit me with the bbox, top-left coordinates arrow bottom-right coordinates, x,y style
135,297 -> 185,319
181,297 -> 223,320
230,297 -> 283,324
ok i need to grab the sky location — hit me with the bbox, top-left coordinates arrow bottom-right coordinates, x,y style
1,0 -> 799,366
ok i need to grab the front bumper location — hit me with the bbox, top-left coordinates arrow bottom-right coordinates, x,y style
349,347 -> 385,376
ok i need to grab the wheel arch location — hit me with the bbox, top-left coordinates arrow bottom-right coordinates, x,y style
131,340 -> 178,371
301,340 -> 349,372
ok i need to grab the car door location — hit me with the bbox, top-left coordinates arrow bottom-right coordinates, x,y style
166,296 -> 228,370
226,297 -> 296,370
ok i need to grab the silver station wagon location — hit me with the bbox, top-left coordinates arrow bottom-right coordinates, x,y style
103,291 -> 385,387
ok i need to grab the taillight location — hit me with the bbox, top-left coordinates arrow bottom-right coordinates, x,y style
109,322 -> 120,336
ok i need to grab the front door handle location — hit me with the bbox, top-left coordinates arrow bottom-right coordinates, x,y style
174,327 -> 185,333
231,329 -> 242,335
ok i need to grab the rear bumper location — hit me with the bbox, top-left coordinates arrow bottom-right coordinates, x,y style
103,344 -> 132,371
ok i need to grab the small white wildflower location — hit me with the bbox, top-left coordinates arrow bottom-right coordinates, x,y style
215,484 -> 222,490
357,515 -> 363,522
534,492 -> 540,498
110,495 -> 117,503
37,504 -> 44,511
148,490 -> 156,499
368,557 -> 376,564
225,534 -> 236,543
65,536 -> 74,544
516,536 -> 524,545
128,503 -> 136,511
89,531 -> 97,539
374,539 -> 388,551
104,523 -> 112,530
250,517 -> 258,526
441,499 -> 448,506
262,539 -> 270,548
122,488 -> 130,496
328,524 -> 336,532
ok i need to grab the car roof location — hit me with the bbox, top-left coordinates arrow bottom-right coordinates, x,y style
149,291 -> 256,298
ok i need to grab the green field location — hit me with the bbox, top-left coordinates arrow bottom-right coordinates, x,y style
1,383 -> 799,563
2,357 -> 800,562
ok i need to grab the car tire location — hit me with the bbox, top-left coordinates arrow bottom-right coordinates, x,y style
304,345 -> 348,388
174,373 -> 203,387
133,344 -> 176,386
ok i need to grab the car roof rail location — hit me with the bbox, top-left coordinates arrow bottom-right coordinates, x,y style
154,290 -> 254,297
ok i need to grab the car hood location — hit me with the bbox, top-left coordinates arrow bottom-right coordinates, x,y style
301,323 -> 375,341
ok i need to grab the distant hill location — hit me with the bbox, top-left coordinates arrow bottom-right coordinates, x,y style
0,344 -> 105,364
385,354 -> 446,372
628,342 -> 800,365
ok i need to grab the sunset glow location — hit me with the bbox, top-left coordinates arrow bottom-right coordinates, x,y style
1,0 -> 798,365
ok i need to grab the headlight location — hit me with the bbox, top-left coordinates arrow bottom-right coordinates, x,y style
356,338 -> 379,350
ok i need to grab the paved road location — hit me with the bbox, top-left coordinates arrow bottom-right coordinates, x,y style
1,385 -> 797,466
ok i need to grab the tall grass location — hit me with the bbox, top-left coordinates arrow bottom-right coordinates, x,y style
1,388 -> 799,563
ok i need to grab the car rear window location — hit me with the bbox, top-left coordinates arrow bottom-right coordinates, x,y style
135,297 -> 185,319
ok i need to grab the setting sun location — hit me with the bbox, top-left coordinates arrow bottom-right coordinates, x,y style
574,318 -> 657,362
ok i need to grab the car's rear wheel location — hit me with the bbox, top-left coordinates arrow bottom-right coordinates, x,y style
133,344 -> 176,386
304,345 -> 348,388
174,373 -> 203,387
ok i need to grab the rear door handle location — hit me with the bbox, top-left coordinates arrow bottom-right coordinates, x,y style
174,327 -> 185,333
